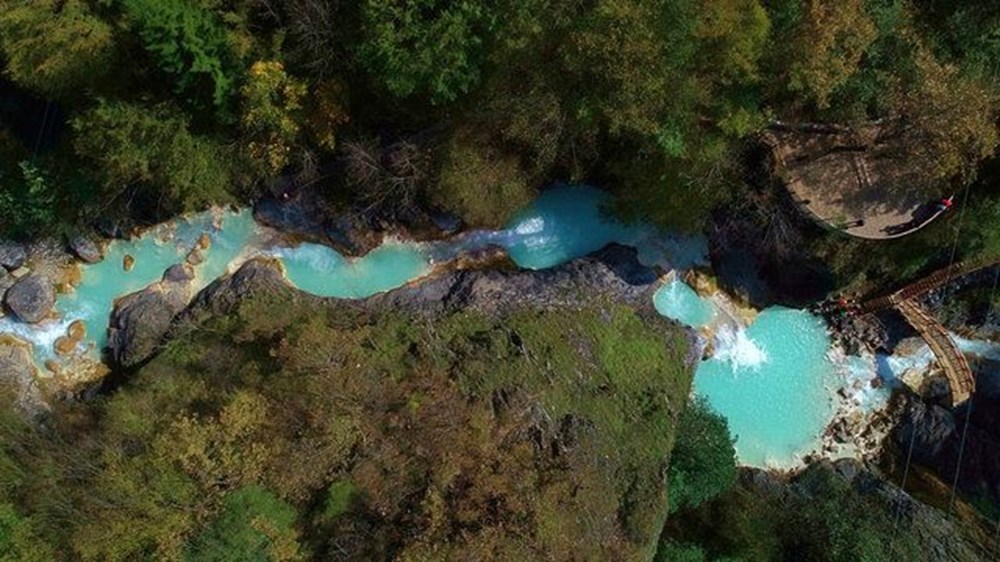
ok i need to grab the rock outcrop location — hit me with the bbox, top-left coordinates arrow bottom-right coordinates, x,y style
367,243 -> 661,317
0,336 -> 45,414
741,459 -> 991,562
107,264 -> 195,369
3,274 -> 55,323
0,242 -> 27,271
159,245 -> 682,371
254,184 -> 465,257
69,234 -> 103,263
254,192 -> 381,256
892,375 -> 1000,511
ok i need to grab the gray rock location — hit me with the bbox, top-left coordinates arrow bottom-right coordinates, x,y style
428,209 -> 463,233
107,274 -> 193,369
3,274 -> 54,323
93,217 -> 130,240
69,234 -> 103,263
162,264 -> 194,283
254,194 -> 381,256
892,390 -> 1000,512
181,258 -> 288,320
0,242 -> 27,271
894,398 -> 956,462
0,337 -> 44,414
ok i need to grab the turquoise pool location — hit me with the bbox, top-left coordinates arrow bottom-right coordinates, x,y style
694,307 -> 836,467
653,278 -> 716,328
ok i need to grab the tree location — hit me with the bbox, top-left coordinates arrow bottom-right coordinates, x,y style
342,136 -> 432,214
122,0 -> 238,114
186,486 -> 303,562
432,128 -> 536,228
357,0 -> 497,103
695,0 -> 770,88
71,101 -> 234,215
875,45 -> 998,187
301,79 -> 350,153
283,0 -> 357,78
0,0 -> 118,100
0,161 -> 57,238
239,61 -> 307,176
781,0 -> 877,109
668,397 -> 737,513
562,0 -> 694,143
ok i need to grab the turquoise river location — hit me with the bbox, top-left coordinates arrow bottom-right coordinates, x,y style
3,185 -> 995,468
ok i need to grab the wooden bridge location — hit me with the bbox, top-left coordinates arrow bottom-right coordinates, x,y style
856,259 -> 998,406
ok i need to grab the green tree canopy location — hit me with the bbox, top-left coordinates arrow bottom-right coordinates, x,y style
0,0 -> 118,100
668,397 -> 737,513
357,0 -> 497,104
71,101 -> 234,215
122,0 -> 238,114
777,0 -> 877,109
186,486 -> 303,562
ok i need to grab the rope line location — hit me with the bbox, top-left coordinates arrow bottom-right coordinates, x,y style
948,397 -> 973,517
945,267 -> 999,521
890,406 -> 920,554
31,100 -> 51,161
890,180 -> 973,555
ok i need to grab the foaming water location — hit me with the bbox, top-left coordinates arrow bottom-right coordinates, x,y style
695,308 -> 836,467
504,186 -> 640,269
653,278 -> 716,328
502,185 -> 708,271
954,334 -> 1000,362
712,324 -> 769,370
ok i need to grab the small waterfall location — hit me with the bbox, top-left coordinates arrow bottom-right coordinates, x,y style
713,323 -> 768,370
426,229 -> 515,263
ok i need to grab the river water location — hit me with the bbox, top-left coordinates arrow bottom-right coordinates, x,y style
1,185 -> 995,468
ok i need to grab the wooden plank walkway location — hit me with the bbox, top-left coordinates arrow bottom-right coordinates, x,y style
857,259 -> 995,315
854,258 -> 998,406
896,300 -> 974,406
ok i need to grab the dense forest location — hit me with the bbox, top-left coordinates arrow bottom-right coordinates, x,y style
0,1 -> 997,248
0,258 -> 700,560
1,0 -> 999,561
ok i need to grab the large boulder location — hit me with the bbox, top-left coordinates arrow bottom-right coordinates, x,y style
893,381 -> 1000,511
107,272 -> 194,369
69,234 -> 103,264
0,336 -> 44,413
0,242 -> 27,271
163,263 -> 194,283
254,195 -> 381,256
3,274 -> 54,323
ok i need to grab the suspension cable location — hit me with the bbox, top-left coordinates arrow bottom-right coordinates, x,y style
31,100 -> 51,161
946,254 -> 999,519
891,180 -> 973,552
948,397 -> 973,516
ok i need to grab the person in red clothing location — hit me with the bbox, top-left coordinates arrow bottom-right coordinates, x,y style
936,195 -> 954,213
